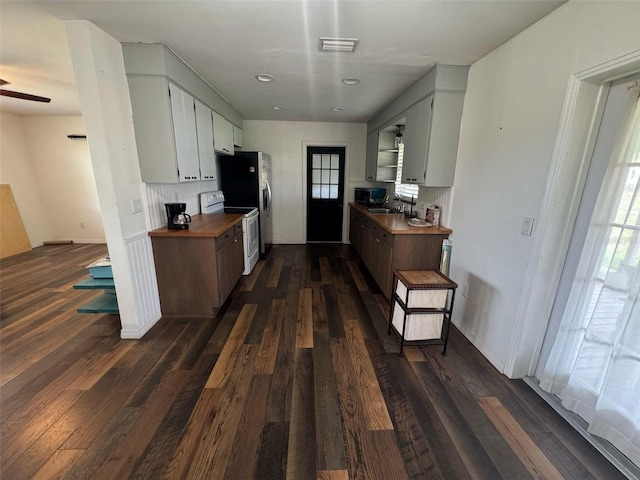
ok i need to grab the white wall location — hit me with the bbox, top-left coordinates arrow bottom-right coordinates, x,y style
22,115 -> 105,243
450,1 -> 640,376
0,112 -> 105,246
243,120 -> 367,244
0,112 -> 51,246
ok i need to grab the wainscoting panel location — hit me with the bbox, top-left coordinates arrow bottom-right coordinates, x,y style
122,232 -> 161,338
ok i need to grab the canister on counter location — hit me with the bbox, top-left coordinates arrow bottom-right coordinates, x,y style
432,206 -> 440,227
426,205 -> 440,227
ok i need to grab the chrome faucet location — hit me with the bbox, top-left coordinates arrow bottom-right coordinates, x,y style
392,193 -> 403,213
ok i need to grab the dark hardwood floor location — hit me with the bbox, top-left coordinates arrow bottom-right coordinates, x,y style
0,243 -> 626,479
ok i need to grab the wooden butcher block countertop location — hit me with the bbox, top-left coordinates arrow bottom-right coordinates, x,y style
350,203 -> 452,235
148,213 -> 244,238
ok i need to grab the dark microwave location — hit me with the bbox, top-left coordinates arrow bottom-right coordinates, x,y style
355,187 -> 386,205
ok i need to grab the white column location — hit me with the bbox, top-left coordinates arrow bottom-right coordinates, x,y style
65,20 -> 161,338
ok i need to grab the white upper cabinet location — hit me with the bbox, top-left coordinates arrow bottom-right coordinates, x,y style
365,130 -> 378,182
128,77 -> 200,183
123,44 -> 245,183
233,125 -> 243,148
128,76 -> 235,183
195,100 -> 217,181
169,83 -> 201,182
401,97 -> 432,184
401,91 -> 465,187
212,112 -> 235,156
365,123 -> 404,183
367,65 -> 468,188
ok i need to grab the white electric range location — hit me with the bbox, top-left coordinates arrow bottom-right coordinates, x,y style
200,191 -> 259,275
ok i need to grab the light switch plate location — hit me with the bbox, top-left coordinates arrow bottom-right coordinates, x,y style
521,216 -> 534,236
131,198 -> 142,214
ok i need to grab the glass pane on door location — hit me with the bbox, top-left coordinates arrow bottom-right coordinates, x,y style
311,152 -> 341,199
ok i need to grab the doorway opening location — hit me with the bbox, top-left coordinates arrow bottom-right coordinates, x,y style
306,146 -> 345,242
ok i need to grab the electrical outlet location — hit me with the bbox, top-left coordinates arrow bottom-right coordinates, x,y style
521,216 -> 535,236
461,283 -> 469,297
131,198 -> 142,214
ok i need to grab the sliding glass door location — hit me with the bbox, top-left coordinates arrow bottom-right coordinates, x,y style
536,79 -> 640,466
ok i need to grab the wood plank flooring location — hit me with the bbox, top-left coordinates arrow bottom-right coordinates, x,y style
0,243 -> 627,479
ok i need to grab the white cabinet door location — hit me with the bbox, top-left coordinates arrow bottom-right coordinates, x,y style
401,92 -> 465,187
425,92 -> 465,187
195,100 -> 217,181
128,76 -> 177,183
233,125 -> 243,148
365,130 -> 378,182
169,83 -> 200,181
212,111 -> 235,155
401,96 -> 432,185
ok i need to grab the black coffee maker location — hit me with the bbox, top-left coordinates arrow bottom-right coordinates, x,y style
165,203 -> 191,230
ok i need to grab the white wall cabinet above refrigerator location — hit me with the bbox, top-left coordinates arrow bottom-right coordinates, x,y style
212,111 -> 234,156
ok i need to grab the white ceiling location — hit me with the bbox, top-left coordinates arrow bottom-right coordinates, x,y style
0,0 -> 566,122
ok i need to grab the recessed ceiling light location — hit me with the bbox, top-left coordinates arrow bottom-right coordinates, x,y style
319,37 -> 359,53
332,107 -> 343,112
256,74 -> 274,82
272,105 -> 285,110
341,77 -> 360,85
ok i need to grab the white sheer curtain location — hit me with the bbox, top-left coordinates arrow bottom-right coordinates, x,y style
540,81 -> 640,465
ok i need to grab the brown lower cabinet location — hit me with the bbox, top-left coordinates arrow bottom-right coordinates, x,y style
349,206 -> 448,298
151,223 -> 244,317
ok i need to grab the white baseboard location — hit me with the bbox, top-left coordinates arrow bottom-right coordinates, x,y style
452,319 -> 506,375
120,312 -> 161,339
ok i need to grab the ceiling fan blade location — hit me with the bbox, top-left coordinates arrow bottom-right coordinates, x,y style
0,89 -> 51,103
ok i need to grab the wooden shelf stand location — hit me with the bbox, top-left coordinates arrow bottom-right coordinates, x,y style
388,270 -> 457,355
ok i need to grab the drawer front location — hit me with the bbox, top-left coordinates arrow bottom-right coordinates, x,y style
371,224 -> 394,247
216,226 -> 235,249
234,222 -> 244,237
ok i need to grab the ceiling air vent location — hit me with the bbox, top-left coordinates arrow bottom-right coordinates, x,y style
318,37 -> 358,53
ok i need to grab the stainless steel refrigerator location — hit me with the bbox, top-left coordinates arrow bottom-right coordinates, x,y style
218,151 -> 272,256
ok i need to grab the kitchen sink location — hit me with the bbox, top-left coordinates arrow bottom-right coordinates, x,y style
367,208 -> 393,213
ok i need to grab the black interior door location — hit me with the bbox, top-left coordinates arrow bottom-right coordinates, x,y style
307,146 -> 345,242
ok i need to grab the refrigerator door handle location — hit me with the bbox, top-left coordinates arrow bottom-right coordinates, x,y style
265,179 -> 272,217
